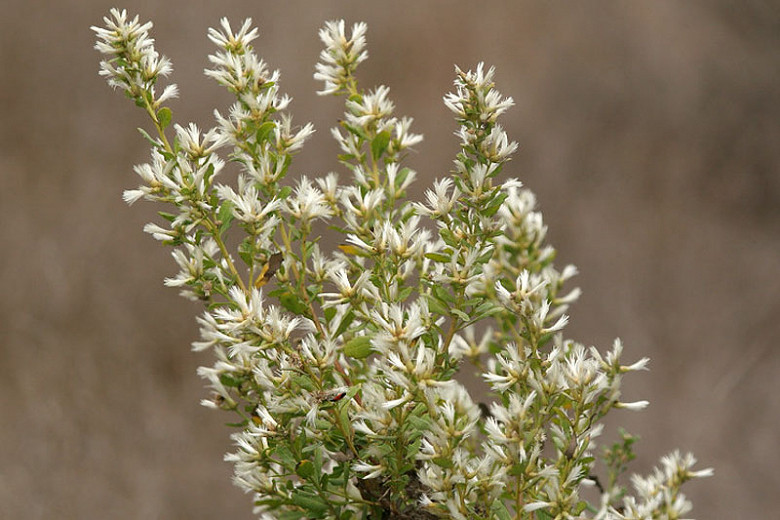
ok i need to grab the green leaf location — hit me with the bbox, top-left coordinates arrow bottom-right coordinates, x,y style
405,437 -> 422,460
157,211 -> 176,223
490,500 -> 512,520
323,306 -> 337,322
397,286 -> 413,302
333,311 -> 355,339
406,414 -> 431,431
217,201 -> 235,235
279,292 -> 309,315
477,247 -> 496,264
302,240 -> 316,261
313,446 -> 323,481
338,244 -> 371,257
137,127 -> 160,147
433,456 -> 453,469
280,153 -> 293,177
291,373 -> 317,392
255,121 -> 276,143
395,167 -> 412,189
424,252 -> 451,263
293,430 -> 307,458
278,185 -> 293,199
472,301 -> 503,321
272,445 -> 297,471
342,121 -> 368,140
238,239 -> 254,267
483,191 -> 508,217
219,373 -> 241,388
290,489 -> 329,515
257,495 -> 285,510
342,335 -> 373,359
371,130 -> 392,162
432,285 -> 454,303
535,509 -> 554,520
345,385 -> 361,400
427,295 -> 449,316
157,107 -> 172,130
439,228 -> 458,247
296,459 -> 316,480
337,400 -> 352,442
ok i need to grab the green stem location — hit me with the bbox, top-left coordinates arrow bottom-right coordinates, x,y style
143,95 -> 173,153
203,217 -> 248,294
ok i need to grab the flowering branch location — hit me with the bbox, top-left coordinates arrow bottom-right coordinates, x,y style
94,9 -> 711,519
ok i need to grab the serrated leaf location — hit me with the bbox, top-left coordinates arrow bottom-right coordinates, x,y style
342,335 -> 373,359
157,107 -> 172,130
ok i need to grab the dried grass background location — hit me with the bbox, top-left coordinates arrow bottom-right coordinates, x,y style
1,1 -> 778,518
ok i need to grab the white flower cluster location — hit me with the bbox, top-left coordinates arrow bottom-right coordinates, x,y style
95,11 -> 711,519
93,9 -> 178,107
597,451 -> 714,519
314,20 -> 368,96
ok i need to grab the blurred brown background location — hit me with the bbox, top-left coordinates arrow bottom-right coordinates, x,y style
2,0 -> 778,518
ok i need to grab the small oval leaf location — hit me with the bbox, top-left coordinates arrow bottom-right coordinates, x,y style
342,335 -> 373,359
